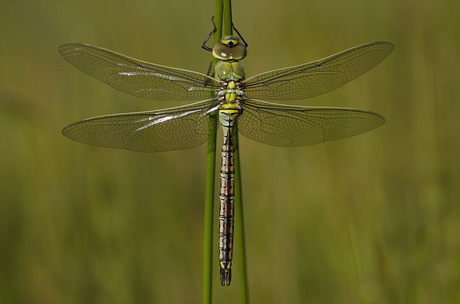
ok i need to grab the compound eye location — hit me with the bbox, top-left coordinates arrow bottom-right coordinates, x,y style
229,43 -> 247,60
212,43 -> 232,60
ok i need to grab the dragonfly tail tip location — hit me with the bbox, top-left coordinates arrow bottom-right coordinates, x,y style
220,268 -> 232,286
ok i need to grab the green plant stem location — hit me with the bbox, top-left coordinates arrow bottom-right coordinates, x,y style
202,120 -> 216,304
233,128 -> 249,304
202,2 -> 223,304
222,0 -> 250,301
223,0 -> 233,36
203,1 -> 249,303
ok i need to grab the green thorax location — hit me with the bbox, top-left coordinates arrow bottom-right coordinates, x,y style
215,61 -> 245,81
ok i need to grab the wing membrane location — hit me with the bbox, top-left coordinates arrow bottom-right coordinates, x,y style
244,41 -> 393,101
62,101 -> 217,152
59,43 -> 219,101
238,100 -> 384,146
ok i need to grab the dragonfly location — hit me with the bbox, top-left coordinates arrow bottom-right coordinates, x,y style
59,36 -> 393,286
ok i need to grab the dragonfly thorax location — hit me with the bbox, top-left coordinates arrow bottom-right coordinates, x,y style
217,78 -> 244,128
218,79 -> 245,103
217,81 -> 244,103
215,60 -> 246,81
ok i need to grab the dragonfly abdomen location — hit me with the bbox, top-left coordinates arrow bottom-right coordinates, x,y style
218,107 -> 240,286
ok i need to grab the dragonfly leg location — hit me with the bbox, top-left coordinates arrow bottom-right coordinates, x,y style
232,23 -> 248,47
201,16 -> 216,52
205,61 -> 213,77
202,17 -> 248,50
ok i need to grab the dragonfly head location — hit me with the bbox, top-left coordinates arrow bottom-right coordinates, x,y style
213,35 -> 247,61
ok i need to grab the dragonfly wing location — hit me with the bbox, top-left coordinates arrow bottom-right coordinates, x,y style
59,43 -> 219,101
238,100 -> 384,146
62,101 -> 217,152
244,42 -> 393,101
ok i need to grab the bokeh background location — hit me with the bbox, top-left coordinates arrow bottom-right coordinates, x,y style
1,0 -> 459,303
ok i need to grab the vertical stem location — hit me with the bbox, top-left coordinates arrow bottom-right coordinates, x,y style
344,220 -> 364,304
202,2 -> 223,304
233,129 -> 249,304
223,0 -> 233,36
211,0 -> 223,69
203,121 -> 216,304
204,0 -> 249,302
222,0 -> 250,301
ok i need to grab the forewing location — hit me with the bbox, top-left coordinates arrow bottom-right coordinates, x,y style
62,101 -> 217,152
244,42 -> 393,101
59,43 -> 219,101
238,100 -> 384,146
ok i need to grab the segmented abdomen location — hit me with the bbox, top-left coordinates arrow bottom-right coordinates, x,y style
218,108 -> 239,286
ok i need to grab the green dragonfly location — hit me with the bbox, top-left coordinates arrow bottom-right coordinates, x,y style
59,37 -> 393,286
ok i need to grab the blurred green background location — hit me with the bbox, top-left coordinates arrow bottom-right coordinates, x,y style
1,0 -> 459,303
